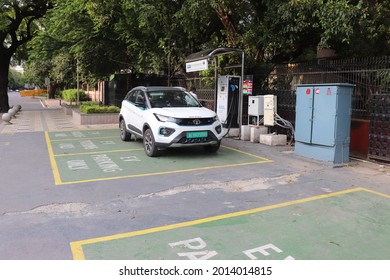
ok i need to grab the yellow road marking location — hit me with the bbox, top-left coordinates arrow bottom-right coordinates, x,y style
55,160 -> 269,185
71,187 -> 388,259
362,188 -> 390,199
222,145 -> 272,162
44,132 -> 62,185
45,130 -> 272,185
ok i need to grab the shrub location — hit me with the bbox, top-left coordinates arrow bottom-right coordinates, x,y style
81,101 -> 100,106
61,89 -> 88,102
80,104 -> 120,114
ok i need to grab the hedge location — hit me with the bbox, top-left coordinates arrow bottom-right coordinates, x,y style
80,104 -> 120,114
61,89 -> 88,102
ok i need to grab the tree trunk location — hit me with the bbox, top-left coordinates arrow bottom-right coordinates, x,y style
212,4 -> 238,46
48,83 -> 56,99
0,53 -> 11,113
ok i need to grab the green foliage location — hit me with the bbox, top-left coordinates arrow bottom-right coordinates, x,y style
22,0 -> 390,90
253,0 -> 390,61
81,101 -> 100,106
61,89 -> 88,102
80,104 -> 120,114
8,68 -> 25,89
23,59 -> 51,88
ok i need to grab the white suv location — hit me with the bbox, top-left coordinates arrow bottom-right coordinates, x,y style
119,86 -> 223,156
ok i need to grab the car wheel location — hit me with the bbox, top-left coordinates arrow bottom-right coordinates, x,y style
203,141 -> 221,153
143,128 -> 159,157
120,119 -> 131,141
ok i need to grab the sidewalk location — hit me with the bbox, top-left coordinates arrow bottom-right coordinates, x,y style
0,93 -> 116,134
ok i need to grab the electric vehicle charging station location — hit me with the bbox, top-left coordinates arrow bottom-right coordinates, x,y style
185,48 -> 245,137
216,75 -> 241,129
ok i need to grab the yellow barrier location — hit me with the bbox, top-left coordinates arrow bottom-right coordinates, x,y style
19,89 -> 47,97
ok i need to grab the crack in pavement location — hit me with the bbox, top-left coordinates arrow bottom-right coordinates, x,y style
2,174 -> 301,217
3,203 -> 89,216
135,173 -> 301,199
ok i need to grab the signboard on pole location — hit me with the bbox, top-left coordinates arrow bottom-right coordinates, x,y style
243,75 -> 253,95
186,59 -> 208,72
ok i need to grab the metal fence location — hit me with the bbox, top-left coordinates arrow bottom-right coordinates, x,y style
271,56 -> 390,162
187,56 -> 390,162
369,94 -> 390,162
280,56 -> 390,120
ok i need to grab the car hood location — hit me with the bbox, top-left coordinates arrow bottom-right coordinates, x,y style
152,107 -> 216,118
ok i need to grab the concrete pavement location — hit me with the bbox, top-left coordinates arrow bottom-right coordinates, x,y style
0,91 -> 116,134
0,91 -> 389,260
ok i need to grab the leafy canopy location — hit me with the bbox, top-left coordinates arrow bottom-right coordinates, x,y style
22,0 -> 390,88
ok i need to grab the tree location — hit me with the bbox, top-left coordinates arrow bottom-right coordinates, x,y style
242,0 -> 390,63
8,67 -> 24,89
27,0 -> 222,86
19,0 -> 390,97
0,0 -> 53,112
25,0 -> 130,90
116,0 -> 196,78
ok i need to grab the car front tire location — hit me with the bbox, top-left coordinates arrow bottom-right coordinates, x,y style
143,128 -> 159,157
120,119 -> 131,141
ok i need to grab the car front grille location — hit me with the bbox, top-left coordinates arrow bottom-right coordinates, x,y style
178,136 -> 213,144
177,118 -> 215,126
176,130 -> 219,144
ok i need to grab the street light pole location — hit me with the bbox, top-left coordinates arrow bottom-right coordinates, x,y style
76,59 -> 79,105
167,51 -> 170,87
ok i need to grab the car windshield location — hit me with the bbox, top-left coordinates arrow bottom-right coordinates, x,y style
147,90 -> 201,108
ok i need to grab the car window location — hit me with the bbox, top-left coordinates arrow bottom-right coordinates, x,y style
135,92 -> 145,104
125,91 -> 135,101
128,91 -> 137,103
147,90 -> 201,108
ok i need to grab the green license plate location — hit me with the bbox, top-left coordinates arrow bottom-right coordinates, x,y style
186,131 -> 208,139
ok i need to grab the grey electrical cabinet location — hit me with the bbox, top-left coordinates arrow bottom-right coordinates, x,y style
248,96 -> 264,125
294,83 -> 354,164
248,95 -> 264,116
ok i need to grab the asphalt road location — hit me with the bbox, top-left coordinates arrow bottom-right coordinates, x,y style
0,91 -> 389,260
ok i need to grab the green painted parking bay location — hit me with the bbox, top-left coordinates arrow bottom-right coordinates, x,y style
71,188 -> 390,260
45,129 -> 270,185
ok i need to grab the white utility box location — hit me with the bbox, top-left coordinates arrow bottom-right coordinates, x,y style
248,95 -> 264,126
263,95 -> 277,126
248,96 -> 264,116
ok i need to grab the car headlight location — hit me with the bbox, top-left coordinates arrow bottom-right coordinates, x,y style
213,115 -> 220,122
154,113 -> 179,123
215,124 -> 222,134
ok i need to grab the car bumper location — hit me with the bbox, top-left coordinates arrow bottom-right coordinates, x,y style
153,124 -> 223,148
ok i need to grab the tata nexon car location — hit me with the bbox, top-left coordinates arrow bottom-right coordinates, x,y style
119,86 -> 223,157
